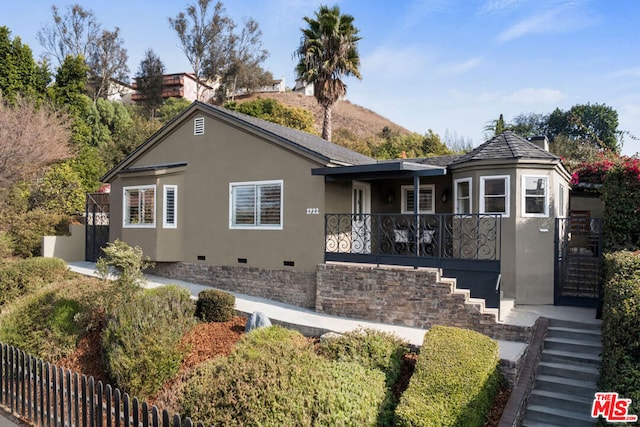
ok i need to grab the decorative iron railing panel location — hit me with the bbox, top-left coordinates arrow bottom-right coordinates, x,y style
325,213 -> 501,262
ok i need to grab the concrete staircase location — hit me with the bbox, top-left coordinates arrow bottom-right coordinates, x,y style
522,318 -> 601,427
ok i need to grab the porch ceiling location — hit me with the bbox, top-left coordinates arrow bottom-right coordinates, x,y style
311,161 -> 446,181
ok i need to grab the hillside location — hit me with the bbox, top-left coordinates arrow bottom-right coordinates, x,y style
235,92 -> 412,140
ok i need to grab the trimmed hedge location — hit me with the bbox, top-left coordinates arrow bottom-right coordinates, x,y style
181,326 -> 387,427
102,285 -> 196,399
600,251 -> 640,417
195,289 -> 235,322
395,325 -> 502,427
0,257 -> 69,306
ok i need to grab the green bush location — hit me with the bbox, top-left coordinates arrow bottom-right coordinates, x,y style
395,325 -> 502,427
0,257 -> 69,306
102,285 -> 196,399
0,231 -> 14,259
195,289 -> 235,322
96,239 -> 152,309
318,328 -> 408,386
600,251 -> 640,417
8,209 -> 71,257
181,326 -> 387,427
0,290 -> 84,360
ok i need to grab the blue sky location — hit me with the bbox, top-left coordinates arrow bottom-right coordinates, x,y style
4,0 -> 640,155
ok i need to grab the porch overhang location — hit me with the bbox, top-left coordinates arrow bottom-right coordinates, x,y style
311,161 -> 447,181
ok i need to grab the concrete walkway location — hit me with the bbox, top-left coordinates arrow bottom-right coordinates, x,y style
66,262 -> 599,365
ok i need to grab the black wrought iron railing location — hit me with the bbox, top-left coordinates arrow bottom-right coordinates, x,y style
324,213 -> 502,262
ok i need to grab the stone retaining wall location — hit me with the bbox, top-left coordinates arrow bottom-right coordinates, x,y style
316,263 -> 532,342
148,262 -> 316,309
148,261 -> 532,343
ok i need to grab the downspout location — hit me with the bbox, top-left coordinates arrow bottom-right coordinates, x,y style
414,175 -> 420,264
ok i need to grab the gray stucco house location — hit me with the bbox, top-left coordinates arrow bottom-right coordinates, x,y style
97,101 -> 580,315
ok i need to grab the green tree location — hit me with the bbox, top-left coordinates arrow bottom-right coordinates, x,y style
547,103 -> 620,152
225,98 -> 314,133
295,5 -> 362,141
508,112 -> 549,138
135,49 -> 166,119
29,162 -> 85,214
0,26 -> 50,102
101,109 -> 161,169
157,97 -> 191,124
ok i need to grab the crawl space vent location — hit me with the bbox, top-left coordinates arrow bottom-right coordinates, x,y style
194,117 -> 205,135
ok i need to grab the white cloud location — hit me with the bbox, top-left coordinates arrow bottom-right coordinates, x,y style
611,67 -> 640,79
497,1 -> 596,42
442,57 -> 483,74
502,88 -> 566,104
480,0 -> 526,15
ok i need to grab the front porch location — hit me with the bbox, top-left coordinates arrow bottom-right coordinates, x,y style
323,212 -> 503,307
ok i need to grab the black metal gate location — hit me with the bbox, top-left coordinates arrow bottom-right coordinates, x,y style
85,193 -> 110,262
554,216 -> 603,307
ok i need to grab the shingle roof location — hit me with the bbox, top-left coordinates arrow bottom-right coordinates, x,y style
199,102 -> 374,166
405,154 -> 466,167
452,131 -> 558,164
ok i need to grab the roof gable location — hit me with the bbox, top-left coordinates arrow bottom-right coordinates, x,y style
102,101 -> 373,182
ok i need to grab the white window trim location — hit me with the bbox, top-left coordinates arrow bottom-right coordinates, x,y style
522,175 -> 549,218
401,184 -> 435,214
123,184 -> 156,228
557,182 -> 566,218
163,185 -> 178,229
479,175 -> 510,218
453,177 -> 472,215
229,179 -> 283,230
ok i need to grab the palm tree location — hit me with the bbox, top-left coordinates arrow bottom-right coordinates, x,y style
295,5 -> 361,141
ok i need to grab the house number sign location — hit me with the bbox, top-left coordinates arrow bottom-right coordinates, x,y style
306,208 -> 320,215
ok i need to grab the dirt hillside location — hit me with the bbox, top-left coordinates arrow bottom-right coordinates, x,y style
235,92 -> 412,139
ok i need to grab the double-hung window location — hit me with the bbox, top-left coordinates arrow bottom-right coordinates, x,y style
163,185 -> 178,228
480,176 -> 509,217
522,175 -> 548,217
454,178 -> 472,214
123,185 -> 156,227
401,184 -> 435,214
230,180 -> 283,229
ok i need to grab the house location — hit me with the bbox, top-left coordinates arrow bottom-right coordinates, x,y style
293,79 -> 314,96
131,73 -> 217,103
233,78 -> 287,97
98,101 -> 591,331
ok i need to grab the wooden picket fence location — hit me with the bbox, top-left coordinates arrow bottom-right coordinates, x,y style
0,343 -> 203,427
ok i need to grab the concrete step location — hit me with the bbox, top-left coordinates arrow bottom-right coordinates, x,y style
541,348 -> 601,367
535,374 -> 598,399
528,389 -> 594,414
521,420 -> 570,427
524,404 -> 597,427
537,361 -> 600,382
548,318 -> 602,331
547,325 -> 601,343
544,337 -> 602,355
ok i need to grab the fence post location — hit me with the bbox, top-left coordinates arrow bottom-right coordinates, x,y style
88,377 -> 95,427
105,384 -> 112,427
96,381 -> 103,427
58,367 -> 64,427
123,393 -> 130,427
73,373 -> 80,427
151,405 -> 159,427
113,388 -> 121,427
52,364 -> 57,427
44,362 -> 51,427
141,401 -> 149,427
66,370 -> 72,427
162,410 -> 170,427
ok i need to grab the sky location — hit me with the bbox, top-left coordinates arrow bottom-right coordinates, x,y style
3,0 -> 640,155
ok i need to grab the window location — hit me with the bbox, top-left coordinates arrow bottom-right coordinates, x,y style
230,180 -> 283,229
401,184 -> 434,214
194,117 -> 204,135
558,183 -> 566,218
522,175 -> 548,217
454,178 -> 472,214
123,185 -> 155,227
480,176 -> 509,217
163,185 -> 177,228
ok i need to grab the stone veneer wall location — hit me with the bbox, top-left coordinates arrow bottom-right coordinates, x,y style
148,262 -> 316,309
148,261 -> 532,343
316,263 -> 532,343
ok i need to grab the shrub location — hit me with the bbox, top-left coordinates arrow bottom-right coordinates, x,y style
0,257 -> 69,306
8,208 -> 71,257
181,326 -> 387,427
395,325 -> 502,427
102,285 -> 196,399
0,231 -> 14,259
0,290 -> 84,360
96,239 -> 152,308
600,251 -> 640,417
318,328 -> 408,386
195,289 -> 235,322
